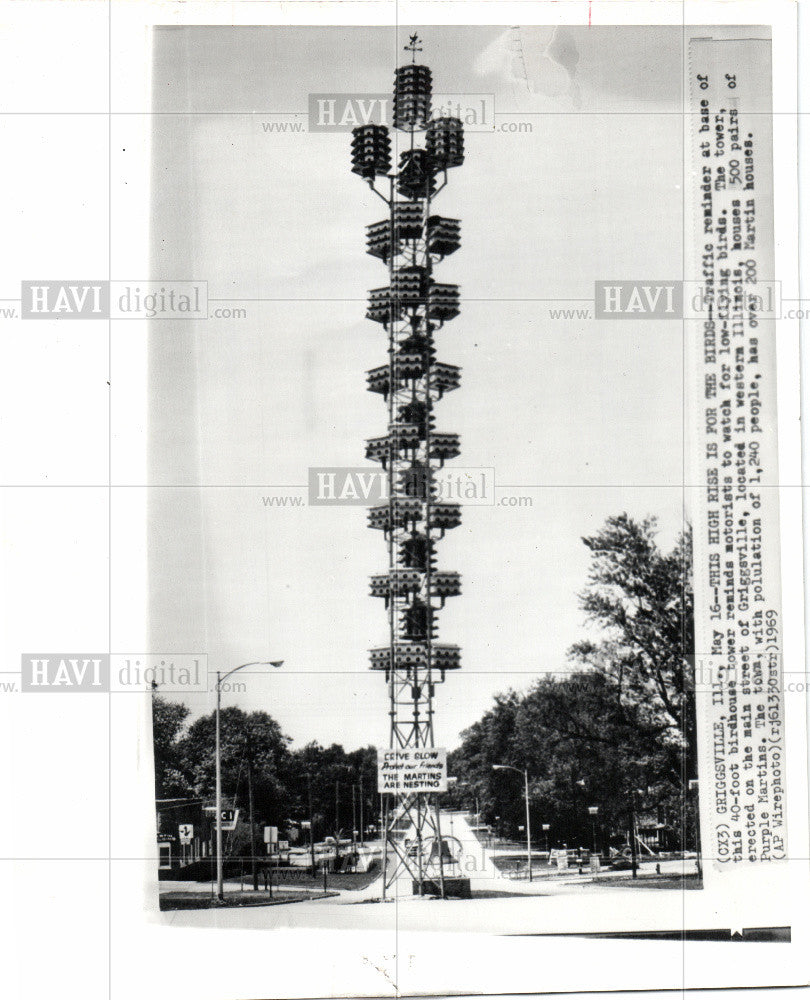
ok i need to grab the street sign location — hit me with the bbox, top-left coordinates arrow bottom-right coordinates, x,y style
218,808 -> 238,831
377,747 -> 447,794
178,823 -> 193,844
263,825 -> 278,844
279,840 -> 289,851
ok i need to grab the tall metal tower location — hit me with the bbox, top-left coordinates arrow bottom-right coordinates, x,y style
350,35 -> 465,897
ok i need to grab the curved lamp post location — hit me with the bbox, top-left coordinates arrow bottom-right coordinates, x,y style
492,764 -> 532,882
215,660 -> 284,900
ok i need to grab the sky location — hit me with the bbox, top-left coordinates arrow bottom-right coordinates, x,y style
148,25 -> 692,752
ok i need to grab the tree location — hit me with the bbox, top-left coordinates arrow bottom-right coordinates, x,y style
514,671 -> 675,848
152,695 -> 192,798
178,707 -> 291,825
447,691 -> 524,834
450,676 -> 654,847
448,513 -> 697,851
569,514 -> 695,787
284,742 -> 378,842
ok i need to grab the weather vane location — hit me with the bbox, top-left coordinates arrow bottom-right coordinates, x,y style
405,33 -> 422,62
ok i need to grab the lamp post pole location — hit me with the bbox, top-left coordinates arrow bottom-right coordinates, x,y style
307,772 -> 317,876
523,768 -> 532,882
215,671 -> 223,899
351,784 -> 357,870
575,777 -> 586,853
359,776 -> 364,847
588,805 -> 599,856
629,789 -> 638,879
214,659 -> 284,902
493,764 -> 532,882
625,760 -> 648,882
689,778 -> 702,879
246,730 -> 258,890
334,780 -> 340,868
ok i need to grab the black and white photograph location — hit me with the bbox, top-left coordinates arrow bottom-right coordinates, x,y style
1,2 -> 809,999
149,22 -> 707,925
144,3 -> 806,952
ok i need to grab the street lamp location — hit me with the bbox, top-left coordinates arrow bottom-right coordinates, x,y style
688,778 -> 702,879
492,764 -> 532,882
627,786 -> 646,880
587,805 -> 599,855
359,777 -> 365,847
575,777 -> 586,852
624,758 -> 651,881
629,788 -> 639,879
306,773 -> 317,876
215,659 -> 284,901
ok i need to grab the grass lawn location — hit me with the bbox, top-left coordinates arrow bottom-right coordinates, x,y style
273,868 -> 380,891
595,873 -> 703,889
159,889 -> 338,911
492,854 -> 553,873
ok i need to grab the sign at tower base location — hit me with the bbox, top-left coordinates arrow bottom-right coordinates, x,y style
378,747 -> 448,794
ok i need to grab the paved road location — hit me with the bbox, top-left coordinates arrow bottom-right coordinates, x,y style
160,874 -> 699,934
159,810 -> 700,933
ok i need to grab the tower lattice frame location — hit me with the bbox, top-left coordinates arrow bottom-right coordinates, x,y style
351,35 -> 465,897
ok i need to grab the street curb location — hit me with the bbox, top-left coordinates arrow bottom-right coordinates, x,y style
160,890 -> 341,911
